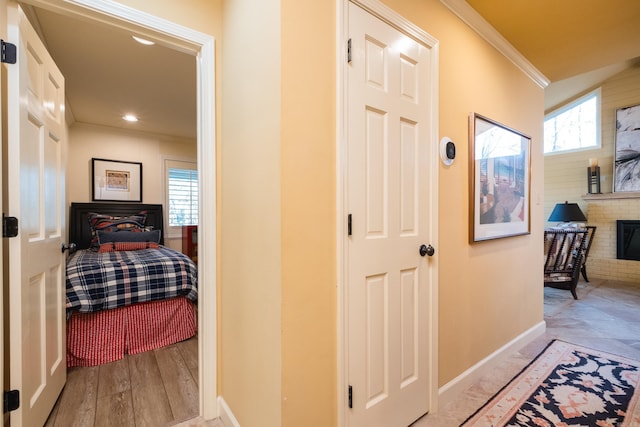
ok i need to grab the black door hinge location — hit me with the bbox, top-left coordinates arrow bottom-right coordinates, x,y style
347,214 -> 352,236
347,38 -> 352,64
3,214 -> 19,238
348,385 -> 353,408
1,40 -> 17,64
4,390 -> 19,413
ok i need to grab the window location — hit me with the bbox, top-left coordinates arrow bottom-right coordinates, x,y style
165,159 -> 198,235
544,89 -> 600,154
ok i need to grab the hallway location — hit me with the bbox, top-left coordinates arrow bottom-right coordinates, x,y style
413,278 -> 640,426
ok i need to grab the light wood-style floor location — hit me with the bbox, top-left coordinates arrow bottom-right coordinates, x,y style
45,336 -> 200,427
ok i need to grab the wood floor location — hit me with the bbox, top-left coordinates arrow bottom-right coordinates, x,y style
45,336 -> 199,427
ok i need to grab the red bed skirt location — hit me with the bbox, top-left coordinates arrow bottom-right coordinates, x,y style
67,296 -> 197,367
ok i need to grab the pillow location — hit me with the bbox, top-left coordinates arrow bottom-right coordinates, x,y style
97,229 -> 161,245
88,211 -> 147,232
87,211 -> 147,250
98,241 -> 160,253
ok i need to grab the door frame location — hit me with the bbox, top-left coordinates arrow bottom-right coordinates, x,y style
0,1 -> 6,425
337,0 -> 440,424
13,0 -> 218,419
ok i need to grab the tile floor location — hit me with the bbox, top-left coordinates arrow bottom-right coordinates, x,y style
174,278 -> 640,426
411,277 -> 640,426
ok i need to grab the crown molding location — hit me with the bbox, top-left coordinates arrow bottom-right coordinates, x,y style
440,0 -> 549,88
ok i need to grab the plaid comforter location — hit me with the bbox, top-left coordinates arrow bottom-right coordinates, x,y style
66,246 -> 198,313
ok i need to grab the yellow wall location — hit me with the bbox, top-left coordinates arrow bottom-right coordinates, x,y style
221,1 -> 283,426
66,123 -> 196,251
85,1 -> 285,425
4,0 -> 546,425
111,0 -> 545,425
114,0 -> 222,38
381,0 -> 545,387
545,66 -> 640,282
281,1 -> 336,425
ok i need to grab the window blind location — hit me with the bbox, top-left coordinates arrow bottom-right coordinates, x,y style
168,167 -> 198,226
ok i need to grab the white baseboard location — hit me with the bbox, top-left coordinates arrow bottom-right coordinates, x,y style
437,320 -> 546,408
216,322 -> 544,422
218,396 -> 241,427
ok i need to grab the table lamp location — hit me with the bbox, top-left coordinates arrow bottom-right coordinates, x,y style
548,201 -> 587,226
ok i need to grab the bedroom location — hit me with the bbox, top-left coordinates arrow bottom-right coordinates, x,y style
4,2 -> 211,425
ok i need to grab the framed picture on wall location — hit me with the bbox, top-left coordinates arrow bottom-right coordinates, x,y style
614,104 -> 640,192
469,113 -> 531,242
92,158 -> 142,202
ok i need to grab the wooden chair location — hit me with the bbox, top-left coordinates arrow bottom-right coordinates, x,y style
544,229 -> 588,299
580,226 -> 596,282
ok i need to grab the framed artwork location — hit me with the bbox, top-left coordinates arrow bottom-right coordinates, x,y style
614,104 -> 640,192
469,113 -> 531,242
92,158 -> 142,202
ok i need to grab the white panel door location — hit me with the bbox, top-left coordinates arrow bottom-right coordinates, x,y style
7,3 -> 67,426
347,3 -> 434,426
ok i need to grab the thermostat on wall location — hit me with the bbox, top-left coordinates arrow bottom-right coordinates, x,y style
440,137 -> 455,166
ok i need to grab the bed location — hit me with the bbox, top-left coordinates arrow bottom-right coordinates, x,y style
66,202 -> 198,367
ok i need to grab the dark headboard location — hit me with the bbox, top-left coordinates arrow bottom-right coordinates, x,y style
69,202 -> 165,249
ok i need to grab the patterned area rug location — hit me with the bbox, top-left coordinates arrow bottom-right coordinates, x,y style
461,340 -> 640,427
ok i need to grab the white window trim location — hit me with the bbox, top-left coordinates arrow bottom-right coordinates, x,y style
163,156 -> 198,239
544,88 -> 601,156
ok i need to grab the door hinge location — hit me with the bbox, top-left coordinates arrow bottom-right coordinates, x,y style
3,214 -> 19,238
347,38 -> 352,63
1,40 -> 17,64
348,385 -> 353,408
4,390 -> 19,413
347,214 -> 352,236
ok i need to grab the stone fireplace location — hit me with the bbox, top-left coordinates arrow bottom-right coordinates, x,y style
584,195 -> 640,282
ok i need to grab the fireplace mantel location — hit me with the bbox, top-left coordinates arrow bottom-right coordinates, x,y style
582,192 -> 640,200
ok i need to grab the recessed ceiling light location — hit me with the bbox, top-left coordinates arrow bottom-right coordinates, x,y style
132,36 -> 155,46
123,114 -> 139,122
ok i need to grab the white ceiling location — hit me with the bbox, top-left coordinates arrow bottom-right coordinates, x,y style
25,5 -> 197,140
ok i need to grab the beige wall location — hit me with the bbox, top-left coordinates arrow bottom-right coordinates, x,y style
221,1 -> 283,426
67,123 -> 196,251
115,0 -> 222,39
283,0 -> 547,423
0,0 -> 547,426
545,66 -> 640,282
85,2 -> 286,426
113,0 -> 224,312
114,0 -> 545,425
281,1 -> 336,425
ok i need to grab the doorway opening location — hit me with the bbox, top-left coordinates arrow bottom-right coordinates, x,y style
15,0 -> 217,421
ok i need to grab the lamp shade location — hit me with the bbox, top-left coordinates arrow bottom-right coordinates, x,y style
548,201 -> 587,222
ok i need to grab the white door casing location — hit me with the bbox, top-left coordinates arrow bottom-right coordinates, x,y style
344,1 -> 439,426
7,3 -> 67,425
0,0 -> 6,424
